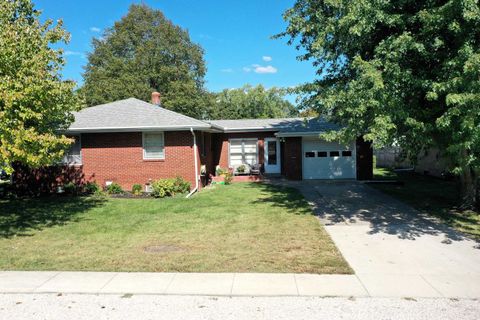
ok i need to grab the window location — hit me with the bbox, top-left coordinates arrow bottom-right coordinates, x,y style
342,150 -> 352,157
229,139 -> 257,166
330,151 -> 340,157
305,151 -> 315,158
317,151 -> 327,157
267,140 -> 277,165
143,132 -> 165,159
63,135 -> 81,165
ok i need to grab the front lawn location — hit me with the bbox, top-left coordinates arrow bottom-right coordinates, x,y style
0,183 -> 351,274
372,168 -> 480,239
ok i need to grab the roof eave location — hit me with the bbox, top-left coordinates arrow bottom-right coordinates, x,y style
275,131 -> 325,137
63,124 -> 212,134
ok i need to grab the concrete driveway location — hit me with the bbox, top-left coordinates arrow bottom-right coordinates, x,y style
283,180 -> 480,298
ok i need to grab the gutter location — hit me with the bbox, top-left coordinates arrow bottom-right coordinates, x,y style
186,127 -> 199,198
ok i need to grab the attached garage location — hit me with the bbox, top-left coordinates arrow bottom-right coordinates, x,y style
302,137 -> 356,179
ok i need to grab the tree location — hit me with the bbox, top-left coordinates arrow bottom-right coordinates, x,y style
278,0 -> 480,207
209,85 -> 298,120
82,4 -> 209,119
0,0 -> 80,174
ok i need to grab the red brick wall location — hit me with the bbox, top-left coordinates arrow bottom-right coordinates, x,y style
212,132 -> 276,171
283,137 -> 302,180
81,131 -> 199,190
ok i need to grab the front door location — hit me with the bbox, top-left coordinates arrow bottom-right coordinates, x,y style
264,138 -> 281,174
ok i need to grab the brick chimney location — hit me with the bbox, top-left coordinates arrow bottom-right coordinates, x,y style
151,92 -> 161,106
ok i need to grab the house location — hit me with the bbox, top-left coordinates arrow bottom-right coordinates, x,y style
49,92 -> 372,192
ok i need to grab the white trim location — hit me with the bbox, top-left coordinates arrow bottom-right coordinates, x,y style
62,134 -> 82,166
228,138 -> 259,167
264,137 -> 281,174
66,124 -> 211,133
276,131 -> 325,137
142,132 -> 165,160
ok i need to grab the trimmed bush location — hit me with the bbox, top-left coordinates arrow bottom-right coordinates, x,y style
132,184 -> 143,195
84,181 -> 100,194
106,182 -> 123,194
63,182 -> 78,195
151,176 -> 191,198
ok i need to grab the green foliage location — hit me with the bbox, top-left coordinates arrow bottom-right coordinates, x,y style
151,177 -> 190,198
105,183 -> 123,195
84,181 -> 100,194
236,165 -> 246,173
0,0 -> 81,174
82,4 -> 209,119
63,182 -> 78,195
209,85 -> 297,120
279,0 -> 480,206
223,172 -> 233,185
132,184 -> 143,196
216,166 -> 228,176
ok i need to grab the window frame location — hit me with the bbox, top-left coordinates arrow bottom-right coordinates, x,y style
228,138 -> 258,167
142,132 -> 165,160
62,135 -> 82,165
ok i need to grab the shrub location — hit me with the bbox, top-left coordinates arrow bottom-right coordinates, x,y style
63,182 -> 78,195
236,164 -> 246,173
151,176 -> 191,198
106,182 -> 123,194
132,184 -> 143,195
216,166 -> 227,176
223,172 -> 233,185
84,181 -> 100,194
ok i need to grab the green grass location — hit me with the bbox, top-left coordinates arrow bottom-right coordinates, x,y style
0,183 -> 351,274
372,168 -> 480,239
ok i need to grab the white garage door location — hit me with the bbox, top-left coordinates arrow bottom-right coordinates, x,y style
302,138 -> 356,179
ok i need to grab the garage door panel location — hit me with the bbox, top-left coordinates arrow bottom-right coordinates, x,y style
303,138 -> 356,179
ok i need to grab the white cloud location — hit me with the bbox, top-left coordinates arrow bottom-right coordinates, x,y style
253,65 -> 277,74
221,68 -> 234,73
90,27 -> 101,33
64,50 -> 86,59
242,67 -> 252,73
262,56 -> 272,62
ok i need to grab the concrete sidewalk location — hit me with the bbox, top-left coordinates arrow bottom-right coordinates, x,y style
1,271 -> 479,298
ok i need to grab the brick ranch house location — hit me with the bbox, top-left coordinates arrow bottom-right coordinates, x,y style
16,93 -> 372,193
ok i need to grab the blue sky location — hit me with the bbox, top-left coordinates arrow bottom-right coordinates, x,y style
35,0 -> 315,96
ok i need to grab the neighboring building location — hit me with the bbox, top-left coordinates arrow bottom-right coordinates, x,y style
17,93 -> 373,192
375,147 -> 450,178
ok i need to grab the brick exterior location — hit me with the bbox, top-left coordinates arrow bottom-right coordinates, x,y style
81,131 -> 200,190
212,132 -> 276,171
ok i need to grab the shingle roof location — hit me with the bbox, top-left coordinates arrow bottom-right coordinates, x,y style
208,117 -> 340,134
68,98 -> 210,132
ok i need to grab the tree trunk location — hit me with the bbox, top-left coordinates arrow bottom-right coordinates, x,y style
459,166 -> 479,210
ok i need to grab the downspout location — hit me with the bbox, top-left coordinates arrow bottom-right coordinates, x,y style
186,127 -> 199,198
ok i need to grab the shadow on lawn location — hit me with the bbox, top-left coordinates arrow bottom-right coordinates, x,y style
248,183 -> 312,215
0,197 -> 105,238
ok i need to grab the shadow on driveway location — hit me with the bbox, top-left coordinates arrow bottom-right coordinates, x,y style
269,180 -> 476,244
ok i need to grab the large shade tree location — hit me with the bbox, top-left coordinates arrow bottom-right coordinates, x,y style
278,0 -> 480,207
209,85 -> 298,120
82,4 -> 209,119
0,0 -> 80,174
